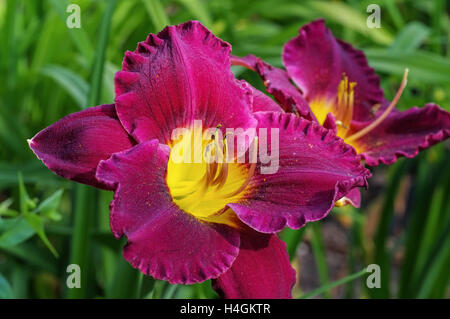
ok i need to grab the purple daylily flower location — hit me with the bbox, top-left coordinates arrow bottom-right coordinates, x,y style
233,19 -> 450,207
29,21 -> 369,298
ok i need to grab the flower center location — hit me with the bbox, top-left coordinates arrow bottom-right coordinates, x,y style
166,125 -> 255,224
309,69 -> 409,151
309,74 -> 356,137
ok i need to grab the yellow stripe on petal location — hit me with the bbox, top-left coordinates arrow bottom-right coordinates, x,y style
309,97 -> 335,125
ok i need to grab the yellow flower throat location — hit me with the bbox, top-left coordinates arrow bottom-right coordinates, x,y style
166,125 -> 256,226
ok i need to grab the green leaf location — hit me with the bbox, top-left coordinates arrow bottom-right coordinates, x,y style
86,0 -> 117,107
176,0 -> 212,27
371,160 -> 412,298
34,189 -> 64,222
388,22 -> 430,53
17,172 -> 36,214
398,156 -> 441,297
41,65 -> 89,108
47,0 -> 94,60
0,198 -> 18,217
306,1 -> 394,45
68,0 -> 117,299
16,173 -> 60,256
143,0 -> 170,31
0,273 -> 14,299
300,268 -> 367,299
281,227 -> 305,261
310,222 -> 330,298
417,226 -> 450,298
0,242 -> 57,273
23,213 -> 58,257
366,49 -> 450,85
106,256 -> 142,299
383,0 -> 404,30
0,217 -> 35,247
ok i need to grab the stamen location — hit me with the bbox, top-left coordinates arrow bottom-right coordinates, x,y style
199,129 -> 228,190
211,133 -> 232,188
334,74 -> 356,137
345,69 -> 409,143
222,137 -> 258,198
174,130 -> 256,206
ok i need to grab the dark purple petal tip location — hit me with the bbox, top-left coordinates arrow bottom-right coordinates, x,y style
351,104 -> 450,166
29,104 -> 135,189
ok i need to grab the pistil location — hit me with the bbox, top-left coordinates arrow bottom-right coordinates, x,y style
345,69 -> 409,143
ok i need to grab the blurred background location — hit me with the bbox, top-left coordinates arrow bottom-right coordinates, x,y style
0,0 -> 449,299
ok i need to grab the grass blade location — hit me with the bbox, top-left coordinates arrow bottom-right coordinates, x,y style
143,0 -> 170,31
41,65 -> 89,108
388,22 -> 430,53
300,268 -> 367,299
67,0 -> 117,298
310,222 -> 330,298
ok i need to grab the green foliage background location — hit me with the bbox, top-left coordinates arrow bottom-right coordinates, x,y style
0,0 -> 449,299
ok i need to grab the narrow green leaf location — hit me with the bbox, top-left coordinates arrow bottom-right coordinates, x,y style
383,0 -> 404,30
41,65 -> 88,108
0,217 -> 35,247
281,227 -> 305,261
388,22 -> 430,53
0,198 -> 15,217
430,0 -> 445,54
87,0 -> 117,107
68,0 -> 117,299
47,0 -> 94,60
411,173 -> 447,282
300,268 -> 367,299
106,256 -> 141,298
17,172 -> 35,214
162,284 -> 179,299
417,229 -> 450,298
366,49 -> 450,84
34,189 -> 64,222
306,1 -> 394,45
371,160 -> 411,298
310,223 -> 330,298
23,213 -> 58,257
176,0 -> 212,26
398,156 -> 443,297
0,273 -> 14,299
0,242 -> 57,273
143,0 -> 170,31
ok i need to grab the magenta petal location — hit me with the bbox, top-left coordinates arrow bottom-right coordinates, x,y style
337,188 -> 361,208
283,19 -> 384,121
322,112 -> 338,133
95,140 -> 240,284
231,55 -> 314,120
115,21 -> 256,144
212,229 -> 295,299
249,84 -> 284,113
229,112 -> 370,233
350,104 -> 450,166
28,104 -> 135,189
